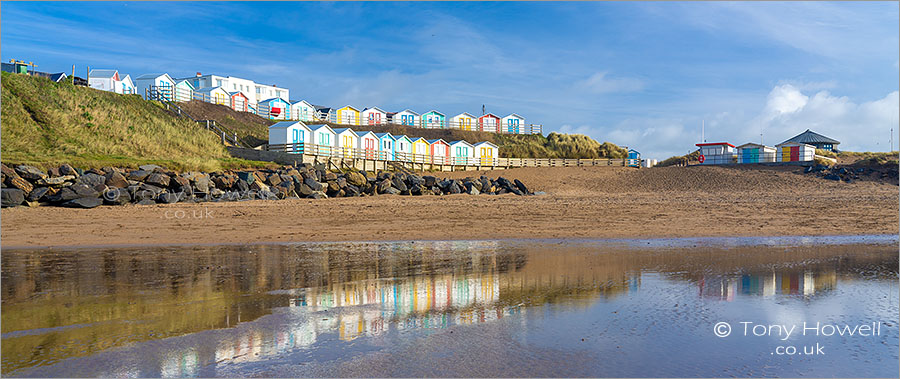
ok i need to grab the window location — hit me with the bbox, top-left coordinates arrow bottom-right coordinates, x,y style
216,79 -> 222,86
256,87 -> 261,94
233,83 -> 237,90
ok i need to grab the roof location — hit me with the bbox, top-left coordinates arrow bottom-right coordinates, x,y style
291,100 -> 313,106
49,72 -> 68,82
427,139 -> 447,144
363,106 -> 386,113
309,124 -> 335,133
696,142 -> 735,147
775,141 -> 815,148
423,110 -> 444,116
268,121 -> 309,129
258,97 -> 288,104
374,132 -> 394,139
357,130 -> 377,138
135,73 -> 171,80
89,69 -> 118,78
736,142 -> 773,149
338,105 -> 359,111
479,113 -> 499,119
410,136 -> 428,142
386,112 -> 398,116
781,129 -> 840,145
628,148 -> 640,153
503,113 -> 524,119
175,79 -> 196,90
195,86 -> 226,94
473,141 -> 499,148
396,109 -> 419,116
227,91 -> 247,98
448,140 -> 473,146
332,128 -> 358,136
394,134 -> 412,141
314,106 -> 332,112
453,112 -> 476,118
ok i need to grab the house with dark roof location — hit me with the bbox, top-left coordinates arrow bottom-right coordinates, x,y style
780,129 -> 840,151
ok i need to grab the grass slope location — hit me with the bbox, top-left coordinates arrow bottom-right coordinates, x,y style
1,72 -> 266,171
178,100 -> 273,147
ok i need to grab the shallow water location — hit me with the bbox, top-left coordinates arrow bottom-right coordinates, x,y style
2,236 -> 898,377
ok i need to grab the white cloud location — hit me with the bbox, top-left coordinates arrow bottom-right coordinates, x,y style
763,84 -> 809,118
578,72 -> 645,94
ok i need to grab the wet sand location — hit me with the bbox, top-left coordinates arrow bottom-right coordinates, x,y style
1,166 -> 897,249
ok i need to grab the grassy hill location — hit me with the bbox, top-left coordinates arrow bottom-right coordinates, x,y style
1,72 -> 265,171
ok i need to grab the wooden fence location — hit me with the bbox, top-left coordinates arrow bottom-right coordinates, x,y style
265,142 -> 635,169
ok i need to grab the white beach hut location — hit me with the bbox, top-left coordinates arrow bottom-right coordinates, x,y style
374,132 -> 396,161
410,137 -> 430,162
473,141 -> 499,165
737,143 -> 777,163
449,140 -> 475,165
290,100 -> 317,122
309,124 -> 337,155
696,142 -> 736,165
357,131 -> 379,159
451,112 -> 475,130
393,135 -> 413,161
361,107 -> 388,125
393,109 -> 420,127
775,142 -> 815,162
333,128 -> 359,158
268,121 -> 311,154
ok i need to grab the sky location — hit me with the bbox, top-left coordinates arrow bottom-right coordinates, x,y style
2,1 -> 898,159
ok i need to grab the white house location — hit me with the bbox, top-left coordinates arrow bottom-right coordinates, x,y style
374,132 -> 395,161
88,69 -> 120,92
135,73 -> 177,101
501,113 -> 525,134
315,106 -> 334,122
393,109 -> 420,126
178,72 -> 289,107
474,141 -> 499,165
333,128 -> 359,158
696,142 -> 736,165
290,100 -> 317,122
309,124 -> 336,155
451,112 -> 475,130
449,140 -> 475,165
361,107 -> 388,125
268,121 -> 311,154
358,131 -> 379,159
115,74 -> 135,94
393,135 -> 413,161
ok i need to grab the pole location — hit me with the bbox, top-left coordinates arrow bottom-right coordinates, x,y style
701,120 -> 705,143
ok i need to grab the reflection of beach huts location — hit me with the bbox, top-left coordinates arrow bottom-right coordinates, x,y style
775,142 -> 815,162
451,112 -> 475,130
394,135 -> 413,161
333,128 -> 359,158
268,121 -> 311,153
736,143 -> 776,163
501,113 -> 524,134
474,141 -> 499,165
393,109 -> 419,126
374,132 -> 395,161
449,140 -> 474,165
310,124 -> 336,154
337,105 -> 360,125
361,107 -> 387,125
696,142 -> 736,165
422,110 -> 445,128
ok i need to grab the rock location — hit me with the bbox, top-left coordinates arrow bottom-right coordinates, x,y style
232,179 -> 249,192
266,173 -> 282,186
297,183 -> 314,196
467,184 -> 480,195
6,175 -> 34,194
324,171 -> 338,181
278,180 -> 295,193
138,164 -> 162,172
408,175 -> 424,187
61,197 -> 103,209
384,187 -> 402,195
346,171 -> 367,187
509,187 -> 524,196
156,192 -> 181,204
236,171 -> 256,185
250,181 -> 270,192
327,180 -> 341,193
26,187 -> 56,202
47,187 -> 79,203
144,173 -> 171,188
103,188 -> 132,205
377,179 -> 392,194
533,191 -> 547,196
58,164 -> 79,177
431,186 -> 443,195
37,175 -> 75,186
344,184 -> 360,197
823,173 -> 841,181
193,175 -> 211,194
424,176 -> 437,187
304,177 -> 324,192
336,177 -> 347,188
514,179 -> 530,194
127,170 -> 152,181
257,189 -> 278,200
308,191 -> 328,199
1,163 -> 18,178
104,171 -> 129,188
1,188 -> 25,207
213,175 -> 236,190
449,180 -> 462,194
133,183 -> 165,201
136,199 -> 157,206
410,183 -> 423,196
392,177 -> 408,192
15,165 -> 48,181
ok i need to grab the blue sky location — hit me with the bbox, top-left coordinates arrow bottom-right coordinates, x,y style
2,1 -> 898,158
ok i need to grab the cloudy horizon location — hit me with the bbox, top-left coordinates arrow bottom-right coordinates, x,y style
2,1 -> 897,159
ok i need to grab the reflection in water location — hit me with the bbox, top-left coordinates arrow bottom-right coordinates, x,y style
1,239 -> 896,377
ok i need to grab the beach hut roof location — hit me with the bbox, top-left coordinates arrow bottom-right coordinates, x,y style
780,129 -> 840,146
427,138 -> 447,145
363,106 -> 386,113
696,142 -> 735,148
424,110 -> 444,116
309,124 -> 336,133
259,97 -> 288,104
136,73 -> 173,81
227,91 -> 247,98
480,113 -> 499,119
49,72 -> 68,83
449,140 -> 474,147
196,86 -> 226,94
503,113 -> 525,119
473,141 -> 499,149
775,141 -> 815,148
374,132 -> 394,140
332,128 -> 358,136
175,79 -> 195,90
397,109 -> 420,116
338,105 -> 359,111
357,130 -> 377,138
411,136 -> 428,143
89,69 -> 119,79
394,135 -> 412,142
454,112 -> 476,119
736,142 -> 771,149
268,121 -> 308,129
291,100 -> 313,106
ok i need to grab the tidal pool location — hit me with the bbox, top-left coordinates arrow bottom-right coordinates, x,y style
2,236 -> 898,377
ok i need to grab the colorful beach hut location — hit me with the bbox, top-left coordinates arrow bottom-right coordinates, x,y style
374,132 -> 395,161
333,128 -> 359,158
737,143 -> 776,163
174,80 -> 195,102
116,74 -> 135,95
775,142 -> 815,162
451,112 -> 475,130
337,105 -> 360,125
361,107 -> 387,125
474,141 -> 499,165
135,73 -> 176,101
268,121 -> 311,154
315,106 -> 333,122
477,113 -> 501,133
422,110 -> 445,128
627,149 -> 641,167
428,139 -> 450,164
228,91 -> 249,112
196,86 -> 230,106
696,142 -> 736,165
357,131 -> 379,159
411,137 -> 430,162
393,109 -> 420,127
309,124 -> 336,155
501,114 -> 524,134
258,98 -> 290,120
449,140 -> 475,165
290,100 -> 316,122
394,135 -> 413,161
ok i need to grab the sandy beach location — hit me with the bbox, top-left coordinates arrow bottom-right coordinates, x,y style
1,165 -> 896,249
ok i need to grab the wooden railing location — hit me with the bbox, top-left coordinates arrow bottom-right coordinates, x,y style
313,113 -> 543,135
265,142 -> 630,168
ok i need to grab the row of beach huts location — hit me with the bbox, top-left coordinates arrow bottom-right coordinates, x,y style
81,68 -> 540,134
696,130 -> 840,165
267,120 -> 501,166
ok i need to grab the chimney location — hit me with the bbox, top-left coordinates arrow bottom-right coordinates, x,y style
196,72 -> 202,77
